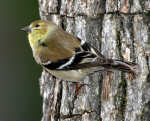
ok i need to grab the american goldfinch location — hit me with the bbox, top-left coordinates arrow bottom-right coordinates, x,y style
22,20 -> 137,82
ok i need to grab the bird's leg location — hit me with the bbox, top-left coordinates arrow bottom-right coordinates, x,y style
75,83 -> 79,96
75,82 -> 88,97
64,80 -> 89,96
64,80 -> 88,97
75,83 -> 81,96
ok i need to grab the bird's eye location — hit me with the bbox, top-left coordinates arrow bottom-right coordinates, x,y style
35,24 -> 40,27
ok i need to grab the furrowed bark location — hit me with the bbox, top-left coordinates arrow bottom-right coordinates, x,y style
38,0 -> 150,121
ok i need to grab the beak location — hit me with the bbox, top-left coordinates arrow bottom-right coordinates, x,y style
21,26 -> 31,33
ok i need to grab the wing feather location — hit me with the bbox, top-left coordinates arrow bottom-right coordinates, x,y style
42,41 -> 98,70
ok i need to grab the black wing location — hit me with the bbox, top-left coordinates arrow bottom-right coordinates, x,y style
42,41 -> 137,74
42,41 -> 98,70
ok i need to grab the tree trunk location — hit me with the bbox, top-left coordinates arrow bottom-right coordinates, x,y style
38,0 -> 150,121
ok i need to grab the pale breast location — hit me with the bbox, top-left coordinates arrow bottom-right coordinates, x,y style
45,69 -> 87,81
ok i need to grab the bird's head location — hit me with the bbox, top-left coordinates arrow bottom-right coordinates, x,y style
21,20 -> 57,49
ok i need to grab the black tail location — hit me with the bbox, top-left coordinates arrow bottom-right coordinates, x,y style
95,58 -> 137,80
60,57 -> 137,79
63,58 -> 137,73
100,59 -> 137,73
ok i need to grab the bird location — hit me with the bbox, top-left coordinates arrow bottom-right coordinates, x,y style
21,20 -> 137,83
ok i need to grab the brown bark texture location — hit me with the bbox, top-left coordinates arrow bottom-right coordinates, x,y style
38,0 -> 150,121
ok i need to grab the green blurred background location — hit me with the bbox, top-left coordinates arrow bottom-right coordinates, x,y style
0,0 -> 42,121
